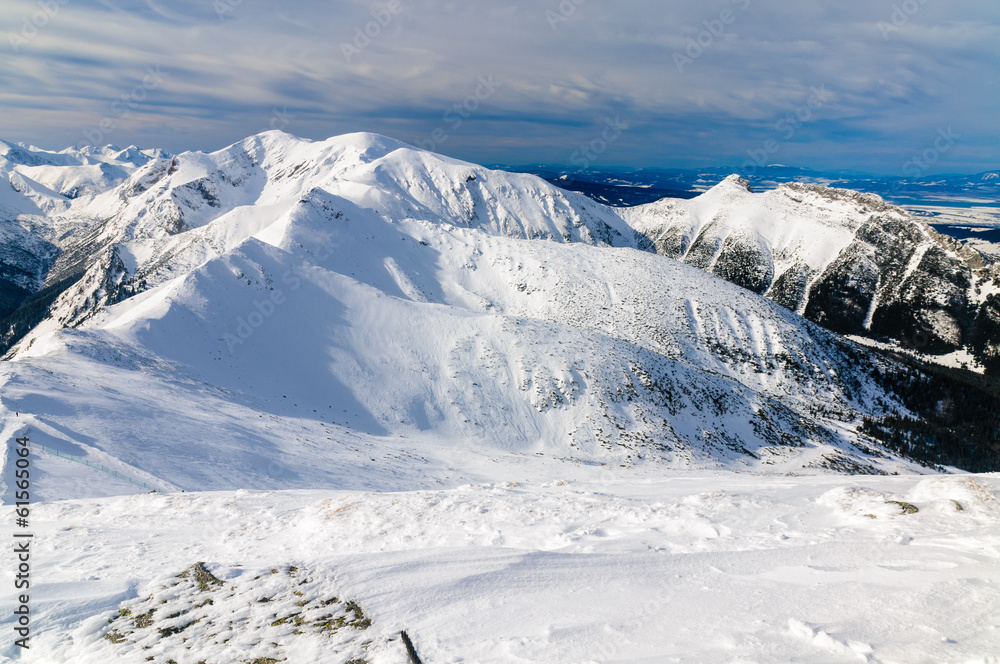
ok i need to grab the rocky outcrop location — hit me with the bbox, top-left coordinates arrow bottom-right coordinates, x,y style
624,178 -> 996,373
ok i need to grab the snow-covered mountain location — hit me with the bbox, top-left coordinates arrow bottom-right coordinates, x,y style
0,139 -> 165,215
4,130 -> 1000,663
4,132 -> 644,350
0,131 -> 997,498
0,140 -> 166,324
622,176 -> 1000,369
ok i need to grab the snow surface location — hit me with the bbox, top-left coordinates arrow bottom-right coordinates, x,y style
1,470 -> 999,663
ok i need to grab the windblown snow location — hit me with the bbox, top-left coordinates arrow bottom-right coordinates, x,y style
5,473 -> 1000,663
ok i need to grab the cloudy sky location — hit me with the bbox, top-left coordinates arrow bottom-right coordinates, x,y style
1,0 -> 997,174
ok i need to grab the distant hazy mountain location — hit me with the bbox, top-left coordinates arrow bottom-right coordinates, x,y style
505,163 -> 1000,206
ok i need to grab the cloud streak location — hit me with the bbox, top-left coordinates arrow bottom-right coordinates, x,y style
0,0 -> 996,174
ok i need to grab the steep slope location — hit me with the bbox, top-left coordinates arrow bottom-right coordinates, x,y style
3,131 -> 644,357
2,131 -> 996,491
0,140 -> 166,341
0,181 -> 939,494
622,176 -> 995,366
0,219 -> 58,320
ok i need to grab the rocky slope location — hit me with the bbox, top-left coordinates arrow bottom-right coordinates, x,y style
622,175 -> 999,370
0,140 -> 165,340
0,132 -> 997,484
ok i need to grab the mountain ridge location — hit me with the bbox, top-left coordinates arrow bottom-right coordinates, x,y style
0,130 -> 998,489
622,177 -> 999,371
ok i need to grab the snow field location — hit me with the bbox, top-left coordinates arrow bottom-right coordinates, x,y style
2,473 -> 998,663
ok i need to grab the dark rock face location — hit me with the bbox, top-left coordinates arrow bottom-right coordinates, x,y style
803,245 -> 880,335
680,214 -> 778,295
0,274 -> 81,357
0,221 -> 58,320
0,281 -> 30,321
713,233 -> 774,295
797,215 -> 973,351
768,262 -> 812,312
870,244 -> 973,354
0,250 -> 43,320
684,218 -> 724,270
970,294 -> 1000,374
649,223 -> 691,258
630,186 -> 996,371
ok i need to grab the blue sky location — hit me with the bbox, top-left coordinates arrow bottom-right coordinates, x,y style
1,0 -> 998,174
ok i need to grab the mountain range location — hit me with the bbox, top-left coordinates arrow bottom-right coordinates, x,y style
507,164 -> 1000,207
1,132 -> 998,497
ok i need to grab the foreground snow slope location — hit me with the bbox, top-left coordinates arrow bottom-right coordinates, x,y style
2,472 -> 998,663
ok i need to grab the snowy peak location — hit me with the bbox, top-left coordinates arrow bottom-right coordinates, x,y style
74,129 -> 643,284
0,139 -> 165,173
89,129 -> 637,246
721,173 -> 754,192
2,131 -> 649,363
240,130 -> 412,165
623,176 -> 994,367
0,138 -> 166,215
774,181 -> 899,215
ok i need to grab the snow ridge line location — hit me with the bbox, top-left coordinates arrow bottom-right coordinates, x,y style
31,441 -> 162,493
